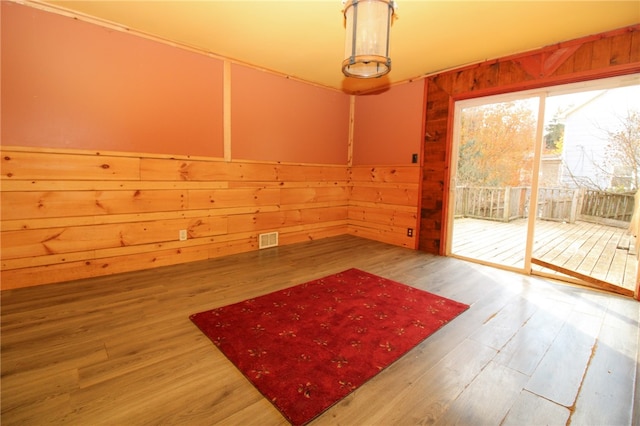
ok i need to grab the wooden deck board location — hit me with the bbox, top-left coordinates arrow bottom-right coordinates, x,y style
576,227 -> 615,277
533,222 -> 595,264
624,254 -> 638,289
451,218 -> 638,291
558,224 -> 607,275
608,248 -> 631,285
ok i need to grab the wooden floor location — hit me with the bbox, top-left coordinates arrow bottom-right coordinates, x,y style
2,235 -> 639,425
452,218 -> 638,292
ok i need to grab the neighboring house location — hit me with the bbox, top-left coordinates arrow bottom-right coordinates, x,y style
560,85 -> 640,191
540,154 -> 562,187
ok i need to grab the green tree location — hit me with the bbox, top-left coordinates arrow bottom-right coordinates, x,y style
543,112 -> 564,154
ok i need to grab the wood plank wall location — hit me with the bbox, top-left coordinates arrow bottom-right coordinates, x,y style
0,147 -> 419,290
0,147 -> 348,289
348,165 -> 420,249
420,25 -> 640,255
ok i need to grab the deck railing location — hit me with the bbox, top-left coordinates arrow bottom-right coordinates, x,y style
455,186 -> 635,227
537,187 -> 580,223
580,189 -> 635,225
454,186 -> 528,222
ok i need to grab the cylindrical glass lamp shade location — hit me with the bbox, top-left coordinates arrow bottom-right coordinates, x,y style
342,0 -> 396,78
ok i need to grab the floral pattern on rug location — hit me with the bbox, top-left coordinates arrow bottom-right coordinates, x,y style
190,268 -> 469,426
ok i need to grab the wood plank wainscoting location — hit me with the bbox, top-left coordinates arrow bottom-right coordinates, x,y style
348,165 -> 420,249
419,25 -> 640,256
0,147 -> 419,290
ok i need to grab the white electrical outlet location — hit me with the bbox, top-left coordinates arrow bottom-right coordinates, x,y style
179,229 -> 187,241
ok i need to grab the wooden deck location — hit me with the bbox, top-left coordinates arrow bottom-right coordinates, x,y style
451,218 -> 638,292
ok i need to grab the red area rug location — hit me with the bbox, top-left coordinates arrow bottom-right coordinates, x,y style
190,268 -> 468,425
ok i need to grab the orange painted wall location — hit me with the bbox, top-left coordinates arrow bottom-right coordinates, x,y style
1,2 -> 225,157
231,64 -> 350,164
1,2 -> 352,165
352,80 -> 425,165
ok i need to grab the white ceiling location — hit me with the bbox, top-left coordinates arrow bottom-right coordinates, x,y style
40,0 -> 640,93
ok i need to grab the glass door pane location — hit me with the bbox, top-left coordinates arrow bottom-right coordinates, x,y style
450,96 -> 540,271
532,82 -> 640,292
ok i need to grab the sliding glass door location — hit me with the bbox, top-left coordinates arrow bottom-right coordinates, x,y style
531,82 -> 640,292
448,95 -> 539,271
447,75 -> 640,294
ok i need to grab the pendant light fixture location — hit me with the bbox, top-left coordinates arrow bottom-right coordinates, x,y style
342,0 -> 397,78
